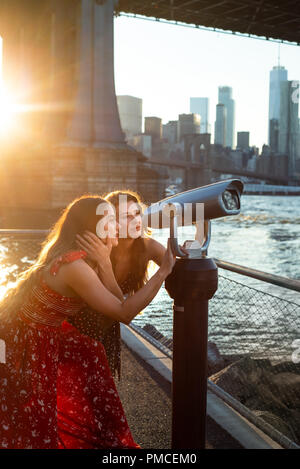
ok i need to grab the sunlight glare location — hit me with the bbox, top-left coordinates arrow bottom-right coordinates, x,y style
0,264 -> 13,301
0,38 -> 20,135
0,88 -> 20,134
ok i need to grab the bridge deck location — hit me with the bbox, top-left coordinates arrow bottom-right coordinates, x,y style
117,0 -> 300,45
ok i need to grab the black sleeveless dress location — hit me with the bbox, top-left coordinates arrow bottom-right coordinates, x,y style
67,273 -> 136,381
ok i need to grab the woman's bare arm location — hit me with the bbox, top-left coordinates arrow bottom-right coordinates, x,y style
96,262 -> 124,302
63,241 -> 175,325
76,231 -> 124,301
144,237 -> 166,266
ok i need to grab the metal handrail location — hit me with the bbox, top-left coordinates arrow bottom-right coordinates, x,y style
214,258 -> 300,293
0,229 -> 49,237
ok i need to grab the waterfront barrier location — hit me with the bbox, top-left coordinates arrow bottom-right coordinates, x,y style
243,184 -> 300,195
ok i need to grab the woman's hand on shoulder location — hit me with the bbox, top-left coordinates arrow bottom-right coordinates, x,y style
76,231 -> 112,268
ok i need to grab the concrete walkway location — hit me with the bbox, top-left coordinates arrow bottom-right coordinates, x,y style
116,342 -> 243,449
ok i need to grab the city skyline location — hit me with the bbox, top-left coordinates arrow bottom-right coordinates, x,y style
114,15 -> 300,152
119,76 -> 298,153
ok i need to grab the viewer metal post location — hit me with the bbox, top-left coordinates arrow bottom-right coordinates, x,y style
143,178 -> 244,449
165,220 -> 218,449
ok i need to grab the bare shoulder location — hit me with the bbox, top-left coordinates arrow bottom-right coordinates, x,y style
42,258 -> 99,298
143,237 -> 166,265
60,258 -> 98,280
143,236 -> 157,251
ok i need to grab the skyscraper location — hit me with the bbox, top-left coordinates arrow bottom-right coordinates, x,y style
218,86 -> 235,148
268,65 -> 288,148
278,80 -> 299,177
190,97 -> 210,133
144,116 -> 162,141
237,131 -> 250,150
117,95 -> 142,140
214,104 -> 226,147
177,114 -> 201,142
269,119 -> 279,153
269,66 -> 288,121
162,120 -> 178,145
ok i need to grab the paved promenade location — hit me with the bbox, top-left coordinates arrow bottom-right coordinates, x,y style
116,342 -> 243,449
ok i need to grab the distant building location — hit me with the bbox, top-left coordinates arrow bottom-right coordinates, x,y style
268,65 -> 288,150
177,113 -> 200,142
144,116 -> 162,141
278,80 -> 299,177
117,95 -> 142,140
162,120 -> 178,145
214,104 -> 226,147
297,118 -> 300,162
190,97 -> 210,133
237,131 -> 250,150
218,86 -> 235,148
130,134 -> 152,158
247,153 -> 257,172
257,149 -> 289,179
269,118 -> 280,153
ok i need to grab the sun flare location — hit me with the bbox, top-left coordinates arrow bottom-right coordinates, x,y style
0,88 -> 20,134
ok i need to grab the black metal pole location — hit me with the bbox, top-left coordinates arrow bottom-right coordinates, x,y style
165,257 -> 218,449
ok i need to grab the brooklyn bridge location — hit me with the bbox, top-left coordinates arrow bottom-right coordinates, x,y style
0,0 -> 299,225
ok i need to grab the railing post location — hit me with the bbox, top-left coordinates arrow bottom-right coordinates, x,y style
165,257 -> 218,449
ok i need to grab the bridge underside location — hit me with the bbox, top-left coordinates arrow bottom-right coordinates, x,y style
117,0 -> 300,44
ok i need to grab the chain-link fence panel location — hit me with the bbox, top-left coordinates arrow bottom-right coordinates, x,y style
131,273 -> 300,447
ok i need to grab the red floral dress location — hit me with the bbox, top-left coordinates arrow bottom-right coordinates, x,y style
0,250 -> 140,449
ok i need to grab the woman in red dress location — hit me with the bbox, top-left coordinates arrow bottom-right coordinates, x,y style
69,190 -> 167,381
0,195 -> 176,449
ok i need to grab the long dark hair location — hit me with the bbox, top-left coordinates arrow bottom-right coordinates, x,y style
104,190 -> 150,293
0,195 -> 108,320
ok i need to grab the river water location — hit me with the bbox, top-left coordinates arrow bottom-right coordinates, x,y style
133,195 -> 300,360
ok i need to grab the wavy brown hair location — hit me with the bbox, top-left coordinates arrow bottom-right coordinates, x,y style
0,195 -> 109,321
104,189 -> 151,294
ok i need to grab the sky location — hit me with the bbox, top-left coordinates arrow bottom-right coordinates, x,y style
1,15 -> 300,152
114,15 -> 300,152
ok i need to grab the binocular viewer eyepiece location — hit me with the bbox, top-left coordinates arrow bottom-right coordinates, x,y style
142,178 -> 244,229
142,179 -> 243,258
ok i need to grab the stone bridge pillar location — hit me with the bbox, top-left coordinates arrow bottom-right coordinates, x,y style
52,0 -> 141,207
0,0 -> 161,220
66,0 -> 125,145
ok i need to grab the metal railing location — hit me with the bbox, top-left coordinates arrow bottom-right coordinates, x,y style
0,229 -> 299,448
214,258 -> 300,292
131,260 -> 300,449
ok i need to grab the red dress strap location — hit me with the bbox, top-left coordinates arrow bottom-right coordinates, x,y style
50,250 -> 87,276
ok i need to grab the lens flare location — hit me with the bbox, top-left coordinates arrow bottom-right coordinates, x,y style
0,89 -> 19,134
